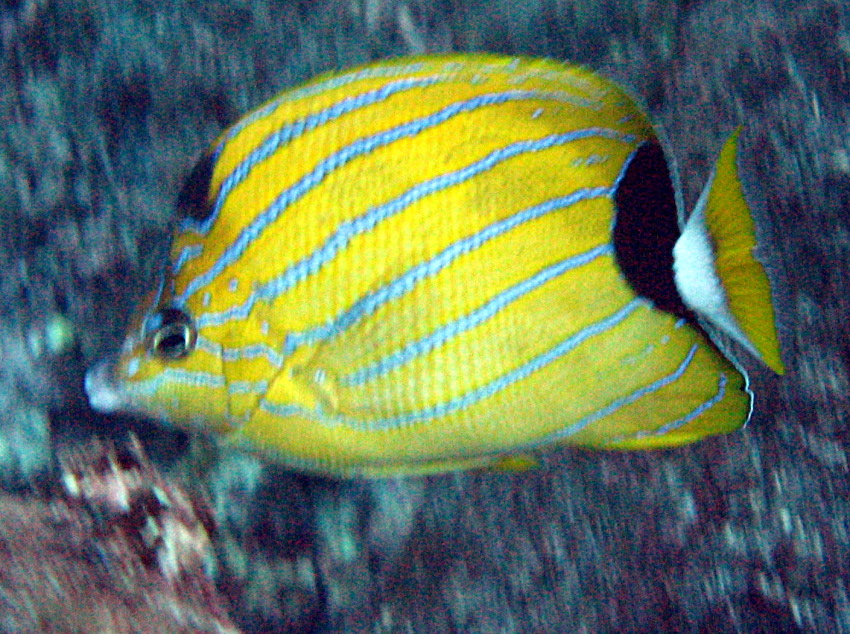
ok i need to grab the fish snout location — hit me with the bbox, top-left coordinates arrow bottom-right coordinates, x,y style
85,361 -> 126,413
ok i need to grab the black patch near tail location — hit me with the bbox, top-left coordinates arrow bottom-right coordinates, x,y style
613,141 -> 691,319
176,152 -> 216,222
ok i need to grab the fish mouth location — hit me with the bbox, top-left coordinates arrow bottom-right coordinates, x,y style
85,361 -> 126,413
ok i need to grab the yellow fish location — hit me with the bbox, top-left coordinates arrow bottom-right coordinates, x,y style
85,54 -> 785,477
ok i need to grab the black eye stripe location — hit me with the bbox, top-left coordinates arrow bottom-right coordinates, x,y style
176,152 -> 216,223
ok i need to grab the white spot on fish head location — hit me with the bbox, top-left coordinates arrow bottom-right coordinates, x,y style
229,278 -> 239,292
532,107 -> 544,119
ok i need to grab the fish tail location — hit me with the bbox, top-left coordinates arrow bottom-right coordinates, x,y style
673,128 -> 785,374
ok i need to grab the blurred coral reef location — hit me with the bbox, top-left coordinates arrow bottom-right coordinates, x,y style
0,436 -> 240,633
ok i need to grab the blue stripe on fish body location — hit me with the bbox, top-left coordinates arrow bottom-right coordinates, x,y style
177,93 -> 627,306
340,243 -> 615,387
193,129 -> 628,329
85,53 -> 783,477
181,75 -> 450,237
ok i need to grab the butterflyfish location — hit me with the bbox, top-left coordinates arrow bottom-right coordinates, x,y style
85,54 -> 785,477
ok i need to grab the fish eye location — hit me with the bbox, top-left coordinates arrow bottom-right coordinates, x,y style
147,308 -> 197,360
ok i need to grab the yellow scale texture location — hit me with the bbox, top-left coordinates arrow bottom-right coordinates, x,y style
95,54 -> 780,476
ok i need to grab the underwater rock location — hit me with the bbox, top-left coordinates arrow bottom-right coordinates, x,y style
0,435 -> 240,633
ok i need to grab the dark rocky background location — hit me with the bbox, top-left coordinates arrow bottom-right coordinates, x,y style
0,0 -> 847,631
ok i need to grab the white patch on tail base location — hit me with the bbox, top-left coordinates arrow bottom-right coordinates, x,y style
673,178 -> 761,361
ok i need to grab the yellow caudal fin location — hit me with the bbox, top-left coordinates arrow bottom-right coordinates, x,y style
673,128 -> 785,374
